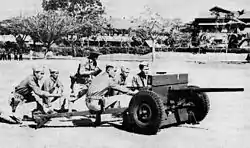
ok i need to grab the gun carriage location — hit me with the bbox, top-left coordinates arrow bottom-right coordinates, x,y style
33,72 -> 244,135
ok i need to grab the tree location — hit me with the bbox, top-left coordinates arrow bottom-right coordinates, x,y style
42,0 -> 104,19
131,6 -> 172,61
42,0 -> 107,49
24,10 -> 80,56
171,18 -> 183,31
42,0 -> 106,35
0,16 -> 29,52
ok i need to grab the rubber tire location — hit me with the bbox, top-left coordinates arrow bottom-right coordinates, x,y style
187,85 -> 210,122
128,90 -> 165,135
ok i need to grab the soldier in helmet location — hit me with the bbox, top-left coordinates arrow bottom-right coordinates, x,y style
7,65 -> 62,123
69,51 -> 102,103
86,63 -> 138,125
41,68 -> 68,113
116,66 -> 130,86
110,65 -> 131,95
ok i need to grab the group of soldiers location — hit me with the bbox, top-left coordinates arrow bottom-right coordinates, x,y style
0,52 -> 23,61
1,51 -> 151,124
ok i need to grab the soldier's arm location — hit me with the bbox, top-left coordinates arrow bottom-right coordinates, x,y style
109,79 -> 136,95
78,66 -> 102,76
41,79 -> 50,92
131,76 -> 138,87
28,78 -> 50,97
28,78 -> 61,98
57,80 -> 64,94
79,68 -> 95,75
91,67 -> 102,76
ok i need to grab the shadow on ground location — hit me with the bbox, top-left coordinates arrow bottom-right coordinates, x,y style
0,116 -> 209,135
27,118 -> 123,129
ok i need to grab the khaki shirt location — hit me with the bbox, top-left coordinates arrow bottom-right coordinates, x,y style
87,72 -> 131,98
114,73 -> 127,86
132,72 -> 148,87
75,60 -> 102,84
41,76 -> 64,94
15,75 -> 47,97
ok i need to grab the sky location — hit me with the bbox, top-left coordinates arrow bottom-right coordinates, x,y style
0,0 -> 250,22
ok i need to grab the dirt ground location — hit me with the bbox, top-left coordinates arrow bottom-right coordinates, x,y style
0,53 -> 249,148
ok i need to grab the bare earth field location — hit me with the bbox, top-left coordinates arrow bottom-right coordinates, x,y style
0,53 -> 250,148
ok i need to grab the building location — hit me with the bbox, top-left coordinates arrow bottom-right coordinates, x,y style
192,6 -> 250,33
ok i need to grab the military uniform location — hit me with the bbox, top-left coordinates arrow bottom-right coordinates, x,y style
110,66 -> 130,95
11,74 -> 49,112
132,62 -> 149,88
70,51 -> 102,98
8,66 -> 53,122
86,66 -> 134,111
132,72 -> 148,87
115,66 -> 130,85
115,73 -> 127,85
41,69 -> 67,112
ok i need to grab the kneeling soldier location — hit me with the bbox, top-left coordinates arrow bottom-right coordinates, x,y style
8,65 -> 62,123
86,63 -> 138,125
41,68 -> 68,113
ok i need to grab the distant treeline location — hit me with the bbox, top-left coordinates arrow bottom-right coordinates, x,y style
50,46 -> 250,57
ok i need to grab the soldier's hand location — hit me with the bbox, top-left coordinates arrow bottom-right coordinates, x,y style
133,90 -> 139,94
128,90 -> 139,95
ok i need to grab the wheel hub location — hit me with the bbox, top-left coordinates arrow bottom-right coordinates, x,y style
137,103 -> 152,122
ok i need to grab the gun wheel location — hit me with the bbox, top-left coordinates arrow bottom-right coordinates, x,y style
128,90 -> 165,135
187,85 -> 210,122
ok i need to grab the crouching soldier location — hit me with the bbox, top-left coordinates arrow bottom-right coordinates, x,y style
41,68 -> 68,113
69,51 -> 102,102
111,66 -> 131,95
116,66 -> 130,86
132,62 -> 150,88
8,65 -> 62,123
86,63 -> 138,125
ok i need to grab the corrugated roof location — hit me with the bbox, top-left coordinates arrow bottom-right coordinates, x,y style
209,6 -> 233,14
196,8 -> 250,19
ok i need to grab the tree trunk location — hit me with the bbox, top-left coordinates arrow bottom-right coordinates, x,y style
152,39 -> 156,62
44,43 -> 51,59
87,37 -> 90,47
72,44 -> 76,57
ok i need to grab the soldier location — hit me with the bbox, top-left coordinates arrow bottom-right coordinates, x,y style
18,52 -> 23,61
132,62 -> 150,88
116,66 -> 130,86
7,52 -> 11,60
70,51 -> 102,99
14,52 -> 18,60
2,51 -> 6,60
8,65 -> 62,123
111,66 -> 130,95
86,63 -> 138,125
41,68 -> 68,113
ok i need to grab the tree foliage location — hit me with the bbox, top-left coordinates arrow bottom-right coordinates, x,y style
131,6 -> 172,42
42,0 -> 104,18
24,10 -> 80,52
0,16 -> 29,51
42,0 -> 106,37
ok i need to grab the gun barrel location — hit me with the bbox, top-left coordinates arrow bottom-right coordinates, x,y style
170,87 -> 244,92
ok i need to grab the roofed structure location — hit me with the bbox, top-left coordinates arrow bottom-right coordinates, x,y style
193,6 -> 250,32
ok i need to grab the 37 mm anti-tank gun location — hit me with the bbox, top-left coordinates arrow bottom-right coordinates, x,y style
33,72 -> 244,135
